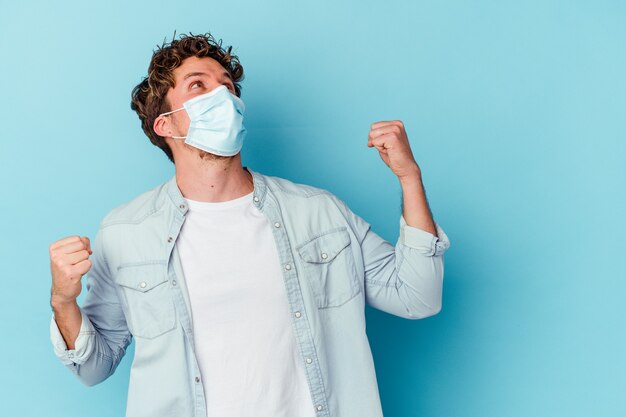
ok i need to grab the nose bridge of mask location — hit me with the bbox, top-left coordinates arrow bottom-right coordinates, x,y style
184,85 -> 244,119
159,84 -> 236,117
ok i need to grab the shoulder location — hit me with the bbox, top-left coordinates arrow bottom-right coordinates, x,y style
99,181 -> 169,228
262,172 -> 335,199
260,171 -> 371,241
260,172 -> 356,219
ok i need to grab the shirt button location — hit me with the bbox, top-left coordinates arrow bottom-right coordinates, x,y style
316,405 -> 323,412
67,352 -> 74,359
167,237 -> 173,243
172,280 -> 177,286
139,281 -> 147,289
305,357 -> 312,364
253,196 -> 259,203
321,252 -> 328,260
284,263 -> 291,271
195,376 -> 200,383
294,311 -> 302,318
179,204 -> 186,210
274,222 -> 281,228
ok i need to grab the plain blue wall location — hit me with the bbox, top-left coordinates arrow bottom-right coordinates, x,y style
1,0 -> 625,416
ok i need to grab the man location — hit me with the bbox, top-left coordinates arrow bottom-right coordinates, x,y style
49,32 -> 450,417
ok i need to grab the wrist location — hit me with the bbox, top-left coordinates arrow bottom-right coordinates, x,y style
398,167 -> 423,187
50,294 -> 78,312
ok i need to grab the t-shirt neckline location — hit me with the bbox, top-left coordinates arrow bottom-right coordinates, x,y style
184,190 -> 254,212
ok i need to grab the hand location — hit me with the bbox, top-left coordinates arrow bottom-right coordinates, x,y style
50,236 -> 93,307
367,120 -> 421,180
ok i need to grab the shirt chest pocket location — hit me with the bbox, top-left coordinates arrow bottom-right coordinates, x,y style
116,264 -> 176,339
296,227 -> 360,308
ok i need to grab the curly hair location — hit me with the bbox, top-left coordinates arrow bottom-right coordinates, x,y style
130,31 -> 245,163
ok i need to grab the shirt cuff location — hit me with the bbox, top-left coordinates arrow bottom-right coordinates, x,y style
399,215 -> 451,256
50,308 -> 96,365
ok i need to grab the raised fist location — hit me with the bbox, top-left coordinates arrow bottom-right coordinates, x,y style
50,236 -> 93,306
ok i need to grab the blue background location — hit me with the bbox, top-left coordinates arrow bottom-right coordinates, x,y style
1,0 -> 625,416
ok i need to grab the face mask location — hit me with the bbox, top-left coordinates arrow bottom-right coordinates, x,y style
159,84 -> 247,156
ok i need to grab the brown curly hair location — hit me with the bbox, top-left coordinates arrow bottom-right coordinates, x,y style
130,32 -> 245,163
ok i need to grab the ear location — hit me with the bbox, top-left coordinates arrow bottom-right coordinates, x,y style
153,115 -> 170,138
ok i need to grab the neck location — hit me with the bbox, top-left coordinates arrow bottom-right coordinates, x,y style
174,153 -> 254,202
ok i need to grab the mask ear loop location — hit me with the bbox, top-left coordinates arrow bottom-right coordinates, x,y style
159,106 -> 184,117
158,107 -> 187,139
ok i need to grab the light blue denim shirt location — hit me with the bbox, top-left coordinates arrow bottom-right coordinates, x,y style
50,166 -> 451,417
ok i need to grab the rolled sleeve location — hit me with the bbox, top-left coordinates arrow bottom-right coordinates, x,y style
399,215 -> 451,256
50,308 -> 96,366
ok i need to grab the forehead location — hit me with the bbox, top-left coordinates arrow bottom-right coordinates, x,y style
172,56 -> 225,84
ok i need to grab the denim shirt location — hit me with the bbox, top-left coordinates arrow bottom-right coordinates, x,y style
50,166 -> 451,417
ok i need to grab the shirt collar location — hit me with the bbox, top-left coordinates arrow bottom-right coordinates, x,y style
165,166 -> 268,215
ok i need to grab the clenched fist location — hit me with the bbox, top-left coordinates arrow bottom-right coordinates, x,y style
367,120 -> 421,180
50,235 -> 93,307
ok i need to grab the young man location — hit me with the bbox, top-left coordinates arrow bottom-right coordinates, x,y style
49,32 -> 450,417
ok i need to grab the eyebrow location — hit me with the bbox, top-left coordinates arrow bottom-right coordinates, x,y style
183,71 -> 234,83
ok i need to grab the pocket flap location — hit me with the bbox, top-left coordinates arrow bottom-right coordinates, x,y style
297,228 -> 351,264
116,263 -> 169,292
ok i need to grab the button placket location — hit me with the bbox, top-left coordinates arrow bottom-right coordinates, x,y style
262,200 -> 329,416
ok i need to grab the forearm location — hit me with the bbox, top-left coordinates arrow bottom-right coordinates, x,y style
51,298 -> 82,350
399,168 -> 438,237
50,300 -> 131,386
50,309 -> 129,386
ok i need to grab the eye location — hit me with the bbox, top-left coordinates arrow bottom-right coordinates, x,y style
190,80 -> 203,89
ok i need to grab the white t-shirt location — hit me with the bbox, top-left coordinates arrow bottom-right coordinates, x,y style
176,190 -> 316,417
